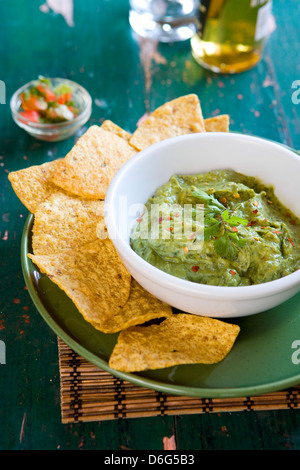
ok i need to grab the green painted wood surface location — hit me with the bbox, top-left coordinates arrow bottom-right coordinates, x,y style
1,0 -> 300,450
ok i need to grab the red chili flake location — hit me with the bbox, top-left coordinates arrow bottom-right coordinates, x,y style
251,209 -> 258,214
13,298 -> 21,304
229,270 -> 237,276
231,227 -> 238,232
291,220 -> 296,225
166,227 -> 173,231
287,238 -> 295,247
286,212 -> 291,218
252,201 -> 259,207
246,220 -> 257,227
136,217 -> 143,223
272,230 -> 283,234
159,217 -> 163,224
192,266 -> 199,272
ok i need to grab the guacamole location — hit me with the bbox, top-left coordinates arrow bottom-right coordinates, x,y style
130,170 -> 300,286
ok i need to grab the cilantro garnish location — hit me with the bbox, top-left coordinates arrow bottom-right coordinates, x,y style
192,190 -> 248,261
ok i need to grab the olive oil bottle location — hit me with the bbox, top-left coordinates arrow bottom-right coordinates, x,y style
191,0 -> 273,73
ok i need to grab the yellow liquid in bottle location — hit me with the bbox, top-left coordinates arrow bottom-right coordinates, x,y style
191,0 -> 272,74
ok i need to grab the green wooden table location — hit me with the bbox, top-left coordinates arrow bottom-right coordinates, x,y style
1,0 -> 300,450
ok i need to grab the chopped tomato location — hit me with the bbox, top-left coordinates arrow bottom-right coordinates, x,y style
19,110 -> 40,123
18,77 -> 80,123
57,92 -> 72,104
37,84 -> 56,102
21,94 -> 47,111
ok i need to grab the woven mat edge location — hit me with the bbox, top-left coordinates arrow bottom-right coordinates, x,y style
57,337 -> 300,424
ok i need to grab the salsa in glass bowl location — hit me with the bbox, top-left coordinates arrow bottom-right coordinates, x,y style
10,77 -> 92,141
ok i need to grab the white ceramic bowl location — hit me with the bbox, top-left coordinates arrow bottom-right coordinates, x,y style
105,133 -> 300,318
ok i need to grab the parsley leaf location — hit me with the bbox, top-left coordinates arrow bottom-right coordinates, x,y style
215,230 -> 247,261
214,232 -> 239,260
226,215 -> 248,227
204,216 -> 221,240
192,190 -> 225,213
192,190 -> 248,260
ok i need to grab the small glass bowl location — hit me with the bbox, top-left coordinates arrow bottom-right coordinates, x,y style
10,78 -> 92,142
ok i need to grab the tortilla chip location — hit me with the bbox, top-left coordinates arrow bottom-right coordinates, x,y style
91,278 -> 172,333
129,94 -> 206,151
109,313 -> 240,372
51,125 -> 137,199
101,120 -> 132,142
28,238 -> 131,327
8,159 -> 64,213
204,115 -> 229,132
32,192 -> 106,255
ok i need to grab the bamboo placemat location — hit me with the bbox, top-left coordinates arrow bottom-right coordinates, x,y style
57,338 -> 300,424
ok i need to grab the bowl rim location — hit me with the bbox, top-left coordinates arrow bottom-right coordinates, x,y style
105,132 -> 300,300
10,77 -> 92,130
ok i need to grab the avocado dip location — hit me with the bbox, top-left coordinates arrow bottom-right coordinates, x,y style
130,170 -> 300,287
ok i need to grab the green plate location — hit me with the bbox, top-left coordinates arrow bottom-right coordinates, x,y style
21,213 -> 300,398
